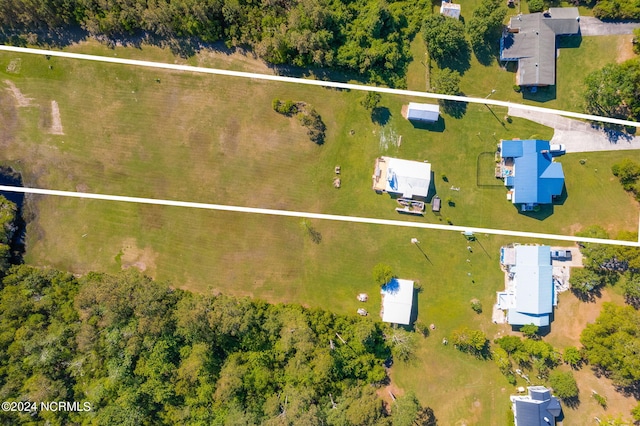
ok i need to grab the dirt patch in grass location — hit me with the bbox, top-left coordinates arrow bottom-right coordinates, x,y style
4,80 -> 33,107
0,92 -> 18,146
376,379 -> 405,409
49,100 -> 64,135
219,117 -> 240,156
196,48 -> 272,74
119,238 -> 158,276
616,35 -> 636,63
545,289 -> 616,349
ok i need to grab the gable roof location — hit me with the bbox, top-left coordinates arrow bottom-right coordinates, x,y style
497,245 -> 555,326
381,278 -> 414,325
500,8 -> 580,86
501,140 -> 565,205
513,245 -> 553,316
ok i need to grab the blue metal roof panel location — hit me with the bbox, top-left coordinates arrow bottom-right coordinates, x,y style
501,140 -> 524,158
510,140 -> 563,204
514,396 -> 558,426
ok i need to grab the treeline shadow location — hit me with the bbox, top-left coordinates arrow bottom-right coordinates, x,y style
435,43 -> 471,75
472,40 -> 501,67
441,95 -> 468,119
571,286 -> 602,303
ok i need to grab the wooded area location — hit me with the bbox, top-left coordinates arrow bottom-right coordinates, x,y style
0,0 -> 430,86
0,262 -> 437,425
591,0 -> 640,20
583,59 -> 640,123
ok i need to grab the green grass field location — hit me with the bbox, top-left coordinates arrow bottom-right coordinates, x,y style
0,32 -> 639,424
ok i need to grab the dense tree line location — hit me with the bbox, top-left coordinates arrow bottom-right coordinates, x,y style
592,0 -> 640,20
572,225 -> 640,306
581,303 -> 640,389
0,0 -> 431,86
0,195 -> 18,273
0,264 -> 437,425
583,59 -> 640,123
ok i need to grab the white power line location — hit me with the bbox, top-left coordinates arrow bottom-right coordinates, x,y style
0,44 -> 638,128
1,185 -> 638,247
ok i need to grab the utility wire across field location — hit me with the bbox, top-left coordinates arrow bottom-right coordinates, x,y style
0,44 -> 639,129
1,185 -> 638,247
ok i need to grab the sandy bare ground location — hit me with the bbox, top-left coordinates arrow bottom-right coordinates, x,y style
4,80 -> 33,107
617,35 -> 636,63
49,100 -> 64,135
120,238 -> 158,276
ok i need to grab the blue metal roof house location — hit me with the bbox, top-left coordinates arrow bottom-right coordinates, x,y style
500,139 -> 565,211
510,386 -> 562,426
496,245 -> 556,327
406,103 -> 440,123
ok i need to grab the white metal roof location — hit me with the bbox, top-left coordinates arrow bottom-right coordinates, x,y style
381,278 -> 414,325
384,157 -> 431,198
407,102 -> 440,122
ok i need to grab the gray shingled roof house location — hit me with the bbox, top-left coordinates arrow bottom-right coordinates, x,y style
500,8 -> 580,87
510,386 -> 562,426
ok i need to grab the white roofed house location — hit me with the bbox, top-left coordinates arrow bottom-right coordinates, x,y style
496,245 -> 556,327
380,278 -> 414,326
372,157 -> 432,201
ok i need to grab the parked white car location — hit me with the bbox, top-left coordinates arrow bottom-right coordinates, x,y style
550,144 -> 566,155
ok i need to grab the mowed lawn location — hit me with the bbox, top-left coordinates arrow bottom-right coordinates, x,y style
457,35 -> 628,112
0,38 -> 639,424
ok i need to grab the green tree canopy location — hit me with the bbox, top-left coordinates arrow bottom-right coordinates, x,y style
584,59 -> 640,122
0,266 -> 408,425
549,370 -> 579,401
581,303 -> 640,388
466,0 -> 507,62
520,323 -> 539,339
373,263 -> 394,286
528,0 -> 544,13
569,267 -> 605,299
451,327 -> 489,358
361,92 -> 382,111
563,346 -> 583,369
391,391 -> 420,426
421,14 -> 469,68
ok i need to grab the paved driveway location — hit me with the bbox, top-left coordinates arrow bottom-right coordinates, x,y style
508,107 -> 640,153
579,17 -> 640,36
